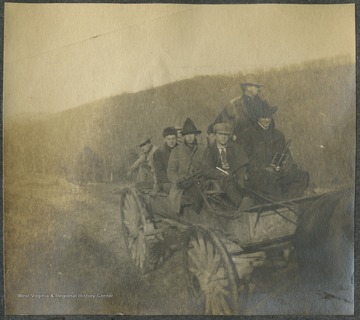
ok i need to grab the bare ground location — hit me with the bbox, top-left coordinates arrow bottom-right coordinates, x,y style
4,174 -> 353,315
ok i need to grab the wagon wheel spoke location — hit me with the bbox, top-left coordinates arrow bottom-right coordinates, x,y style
218,291 -> 232,314
206,240 -> 214,270
188,247 -> 204,271
212,266 -> 226,281
208,251 -> 222,278
184,227 -> 239,315
211,292 -> 222,315
120,188 -> 164,274
205,292 -> 212,315
197,233 -> 208,264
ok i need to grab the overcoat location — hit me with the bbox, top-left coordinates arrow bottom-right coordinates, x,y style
167,141 -> 205,213
241,123 -> 309,200
242,123 -> 288,172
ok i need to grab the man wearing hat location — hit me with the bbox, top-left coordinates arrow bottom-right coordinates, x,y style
202,122 -> 252,209
167,118 -> 205,214
213,74 -> 273,142
152,127 -> 178,193
242,104 -> 309,200
127,136 -> 158,189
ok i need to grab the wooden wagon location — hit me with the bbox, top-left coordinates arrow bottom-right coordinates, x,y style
119,185 -> 331,315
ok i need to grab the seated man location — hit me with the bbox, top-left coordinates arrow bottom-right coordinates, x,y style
202,122 -> 251,209
152,127 -> 178,193
127,136 -> 158,189
242,105 -> 309,200
167,118 -> 205,214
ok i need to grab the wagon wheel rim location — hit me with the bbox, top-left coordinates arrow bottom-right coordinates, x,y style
120,188 -> 148,271
184,226 -> 239,315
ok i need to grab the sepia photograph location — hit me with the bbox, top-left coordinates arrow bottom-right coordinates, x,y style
3,3 -> 355,316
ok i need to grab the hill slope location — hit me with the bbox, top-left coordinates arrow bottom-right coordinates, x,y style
5,58 -> 356,187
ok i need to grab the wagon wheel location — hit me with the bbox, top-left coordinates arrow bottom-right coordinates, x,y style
183,226 -> 240,315
120,188 -> 164,274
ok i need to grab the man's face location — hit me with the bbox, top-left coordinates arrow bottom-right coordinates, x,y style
245,85 -> 261,97
164,134 -> 177,148
215,132 -> 230,146
176,130 -> 183,139
140,142 -> 151,153
184,133 -> 196,144
258,117 -> 272,130
207,133 -> 216,144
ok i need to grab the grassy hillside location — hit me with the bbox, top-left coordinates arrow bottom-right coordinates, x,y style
5,57 -> 355,187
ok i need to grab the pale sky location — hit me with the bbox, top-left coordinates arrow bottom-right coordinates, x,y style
4,3 -> 355,116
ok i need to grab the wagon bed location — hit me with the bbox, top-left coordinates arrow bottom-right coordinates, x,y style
119,185 -> 334,314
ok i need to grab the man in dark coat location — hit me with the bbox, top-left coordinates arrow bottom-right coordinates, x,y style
213,75 -> 274,142
202,122 -> 252,208
152,127 -> 178,193
167,118 -> 205,214
242,105 -> 309,200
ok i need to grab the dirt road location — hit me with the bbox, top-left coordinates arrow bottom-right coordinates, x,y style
4,175 -> 353,315
5,175 -> 195,315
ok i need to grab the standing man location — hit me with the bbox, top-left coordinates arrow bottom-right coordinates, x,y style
213,75 -> 274,142
242,105 -> 309,200
167,118 -> 205,214
127,136 -> 158,189
152,127 -> 178,193
202,122 -> 252,209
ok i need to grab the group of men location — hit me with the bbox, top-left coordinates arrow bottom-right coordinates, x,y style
128,76 -> 309,214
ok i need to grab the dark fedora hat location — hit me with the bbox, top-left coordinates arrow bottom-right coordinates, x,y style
182,118 -> 202,135
162,127 -> 177,137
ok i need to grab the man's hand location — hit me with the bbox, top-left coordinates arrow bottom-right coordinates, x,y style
230,96 -> 242,105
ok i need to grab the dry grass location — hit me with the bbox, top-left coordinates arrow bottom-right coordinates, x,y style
4,174 -> 192,315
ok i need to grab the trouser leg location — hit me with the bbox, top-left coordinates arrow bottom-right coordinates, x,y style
225,183 -> 243,207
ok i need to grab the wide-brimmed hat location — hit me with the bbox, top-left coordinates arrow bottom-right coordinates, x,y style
240,74 -> 263,89
162,127 -> 177,137
214,122 -> 232,135
138,136 -> 152,147
182,118 -> 202,135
